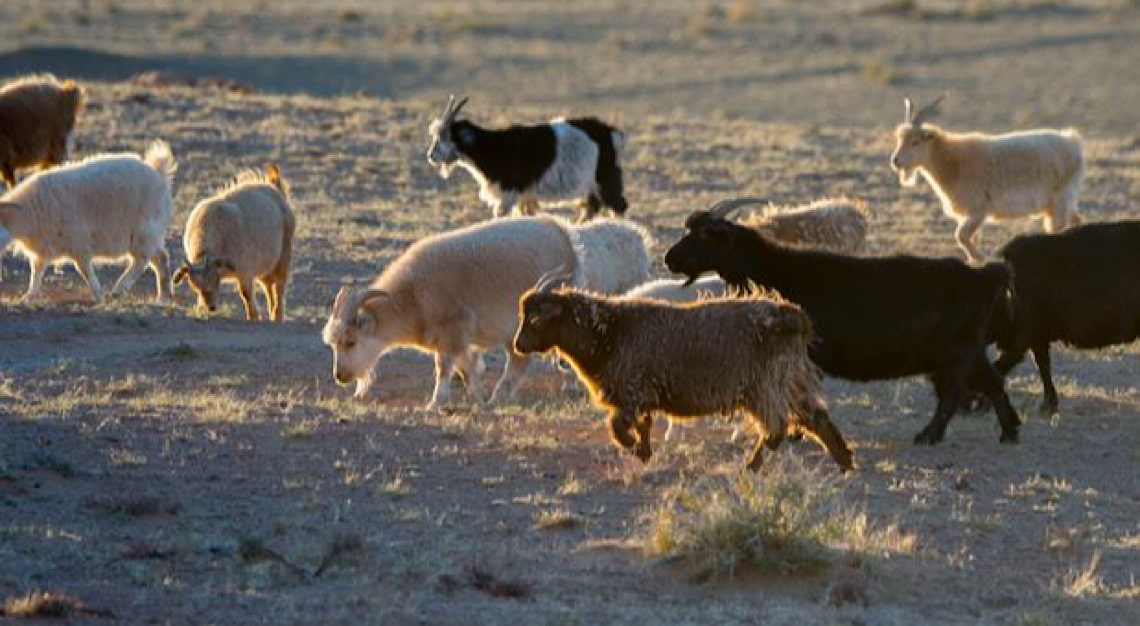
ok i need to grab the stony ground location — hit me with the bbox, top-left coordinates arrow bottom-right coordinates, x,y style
0,1 -> 1138,624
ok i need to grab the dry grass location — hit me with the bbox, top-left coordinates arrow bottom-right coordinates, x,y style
645,456 -> 913,579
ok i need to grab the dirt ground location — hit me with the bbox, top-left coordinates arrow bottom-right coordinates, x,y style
0,1 -> 1138,624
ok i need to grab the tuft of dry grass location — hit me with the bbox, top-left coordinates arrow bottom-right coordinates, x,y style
1,590 -> 113,619
645,456 -> 913,579
534,508 -> 584,531
1053,550 -> 1104,598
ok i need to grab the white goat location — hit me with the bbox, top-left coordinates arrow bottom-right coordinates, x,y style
624,276 -> 728,303
740,197 -> 869,254
0,140 -> 176,303
173,165 -> 295,322
322,216 -> 581,411
890,96 -> 1084,263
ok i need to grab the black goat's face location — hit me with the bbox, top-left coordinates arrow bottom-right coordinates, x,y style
426,118 -> 459,170
514,293 -> 565,355
664,212 -> 735,285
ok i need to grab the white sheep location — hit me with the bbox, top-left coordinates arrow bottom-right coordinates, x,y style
322,216 -> 581,411
890,95 -> 1084,263
0,140 -> 176,303
173,165 -> 295,322
740,197 -> 869,254
0,74 -> 86,189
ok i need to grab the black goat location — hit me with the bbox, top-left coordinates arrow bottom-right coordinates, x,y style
987,220 -> 1140,414
426,95 -> 628,221
664,198 -> 1021,445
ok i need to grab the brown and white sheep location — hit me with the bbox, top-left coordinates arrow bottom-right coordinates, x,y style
0,140 -> 176,303
890,95 -> 1084,263
321,216 -> 581,411
740,197 -> 869,254
173,165 -> 295,322
513,281 -> 854,471
0,74 -> 86,188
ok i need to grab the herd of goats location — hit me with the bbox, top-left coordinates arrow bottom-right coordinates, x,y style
0,74 -> 1135,473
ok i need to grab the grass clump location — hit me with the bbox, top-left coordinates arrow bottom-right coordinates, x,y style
645,456 -> 912,579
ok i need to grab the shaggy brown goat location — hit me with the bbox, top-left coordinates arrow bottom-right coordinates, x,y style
514,281 -> 853,471
0,74 -> 86,188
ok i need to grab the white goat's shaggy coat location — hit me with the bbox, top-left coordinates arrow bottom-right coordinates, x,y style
741,197 -> 869,254
174,166 -> 295,322
564,216 -> 653,294
892,123 -> 1084,263
0,140 -> 176,303
322,216 -> 580,411
624,276 -> 728,303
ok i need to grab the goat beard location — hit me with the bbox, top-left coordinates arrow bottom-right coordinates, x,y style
897,167 -> 919,187
436,162 -> 456,179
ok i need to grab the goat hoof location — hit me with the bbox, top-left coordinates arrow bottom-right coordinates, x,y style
999,431 -> 1019,445
912,430 -> 941,446
1037,401 -> 1059,418
634,446 -> 652,463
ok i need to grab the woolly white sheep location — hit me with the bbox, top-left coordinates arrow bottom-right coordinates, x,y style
322,216 -> 581,411
890,96 -> 1084,263
0,140 -> 176,303
0,74 -> 86,188
173,165 -> 295,322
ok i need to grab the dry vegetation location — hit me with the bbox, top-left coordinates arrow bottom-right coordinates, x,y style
0,0 -> 1138,624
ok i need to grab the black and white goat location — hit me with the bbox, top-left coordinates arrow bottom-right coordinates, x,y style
426,95 -> 628,222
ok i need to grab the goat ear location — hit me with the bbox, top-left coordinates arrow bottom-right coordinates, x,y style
355,309 -> 377,333
0,201 -> 21,219
456,126 -> 475,146
702,221 -> 733,238
172,264 -> 189,285
536,301 -> 563,319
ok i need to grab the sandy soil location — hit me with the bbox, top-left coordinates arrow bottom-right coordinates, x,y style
1,1 -> 1139,624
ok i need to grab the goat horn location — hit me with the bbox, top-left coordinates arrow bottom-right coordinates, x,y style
911,94 -> 946,128
903,96 -> 914,123
449,96 -> 469,120
356,289 -> 389,310
707,197 -> 770,220
534,265 -> 574,294
331,285 -> 354,318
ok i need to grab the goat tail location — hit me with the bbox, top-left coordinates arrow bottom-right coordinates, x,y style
59,80 -> 87,119
265,163 -> 291,197
144,140 -> 177,183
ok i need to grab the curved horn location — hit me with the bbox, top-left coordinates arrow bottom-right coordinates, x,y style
331,285 -> 354,318
356,289 -> 389,310
449,96 -> 469,121
911,94 -> 946,128
439,94 -> 458,120
707,197 -> 771,220
533,265 -> 574,294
